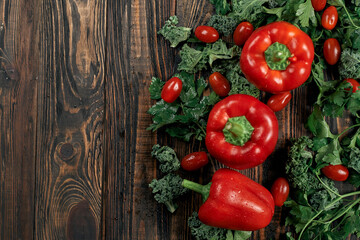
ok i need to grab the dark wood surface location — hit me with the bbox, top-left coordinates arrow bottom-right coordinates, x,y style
0,0 -> 356,239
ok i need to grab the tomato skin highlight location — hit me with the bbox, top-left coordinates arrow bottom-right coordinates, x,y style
161,77 -> 183,103
267,92 -> 292,112
345,78 -> 360,93
323,38 -> 341,65
311,0 -> 326,11
195,26 -> 219,43
322,6 -> 338,30
321,165 -> 349,181
233,22 -> 254,46
271,177 -> 290,207
181,152 -> 209,171
209,72 -> 231,97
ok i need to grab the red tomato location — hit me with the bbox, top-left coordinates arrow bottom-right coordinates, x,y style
322,6 -> 338,30
267,92 -> 292,112
271,177 -> 290,207
195,26 -> 219,43
311,0 -> 326,11
321,165 -> 349,181
181,152 -> 209,171
323,38 -> 341,65
233,22 -> 254,46
345,78 -> 360,93
161,77 -> 183,103
209,72 -> 230,97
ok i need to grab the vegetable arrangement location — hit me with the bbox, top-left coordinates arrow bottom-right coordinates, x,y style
148,0 -> 360,239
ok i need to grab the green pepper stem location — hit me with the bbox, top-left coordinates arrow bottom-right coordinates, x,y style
225,121 -> 245,137
182,179 -> 211,202
223,116 -> 254,146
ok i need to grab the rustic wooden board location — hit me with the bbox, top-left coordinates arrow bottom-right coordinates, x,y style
0,0 -> 39,239
34,0 -> 106,239
0,0 -> 358,239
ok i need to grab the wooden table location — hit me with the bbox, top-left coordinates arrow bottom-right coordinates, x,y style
0,0 -> 356,239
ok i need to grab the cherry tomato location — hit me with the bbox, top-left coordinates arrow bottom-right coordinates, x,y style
267,92 -> 292,112
344,78 -> 360,93
311,0 -> 326,11
161,77 -> 183,103
195,26 -> 219,43
323,38 -> 341,65
181,152 -> 209,171
321,164 -> 349,181
322,6 -> 338,30
271,177 -> 290,207
233,22 -> 254,46
209,72 -> 230,97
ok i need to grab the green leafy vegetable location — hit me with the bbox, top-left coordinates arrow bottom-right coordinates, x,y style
339,48 -> 360,80
296,0 -> 317,27
178,40 -> 240,73
151,144 -> 180,174
178,44 -> 208,73
209,0 -> 231,15
212,59 -> 260,98
149,173 -> 188,213
147,72 -> 219,141
207,15 -> 238,36
149,77 -> 164,100
158,16 -> 192,48
230,0 -> 268,23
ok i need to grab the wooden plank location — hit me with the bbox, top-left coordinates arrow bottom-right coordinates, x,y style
103,1 -> 223,239
34,0 -> 106,239
0,0 -> 39,239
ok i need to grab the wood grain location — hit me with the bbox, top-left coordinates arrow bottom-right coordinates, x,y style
0,0 -> 358,239
34,0 -> 106,239
0,0 -> 39,239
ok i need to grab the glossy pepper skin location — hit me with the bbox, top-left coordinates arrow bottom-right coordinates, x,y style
182,168 -> 275,231
240,21 -> 314,93
205,94 -> 278,170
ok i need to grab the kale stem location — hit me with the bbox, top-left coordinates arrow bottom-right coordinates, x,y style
336,123 -> 360,139
315,174 -> 341,197
194,121 -> 206,136
312,30 -> 324,42
326,198 -> 360,225
341,3 -> 360,29
298,191 -> 360,239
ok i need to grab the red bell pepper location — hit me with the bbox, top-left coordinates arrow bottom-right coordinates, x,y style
182,168 -> 275,231
205,94 -> 278,170
240,21 -> 314,93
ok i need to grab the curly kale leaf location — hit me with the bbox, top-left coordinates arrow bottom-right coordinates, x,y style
158,16 -> 191,48
230,0 -> 268,23
339,48 -> 360,80
207,15 -> 238,36
178,40 -> 240,73
149,173 -> 188,213
151,144 -> 180,174
178,44 -> 208,73
286,136 -> 324,192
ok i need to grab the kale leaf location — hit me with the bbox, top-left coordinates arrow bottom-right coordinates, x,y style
151,144 -> 180,174
158,16 -> 191,48
149,173 -> 188,213
339,48 -> 360,80
207,15 -> 238,36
